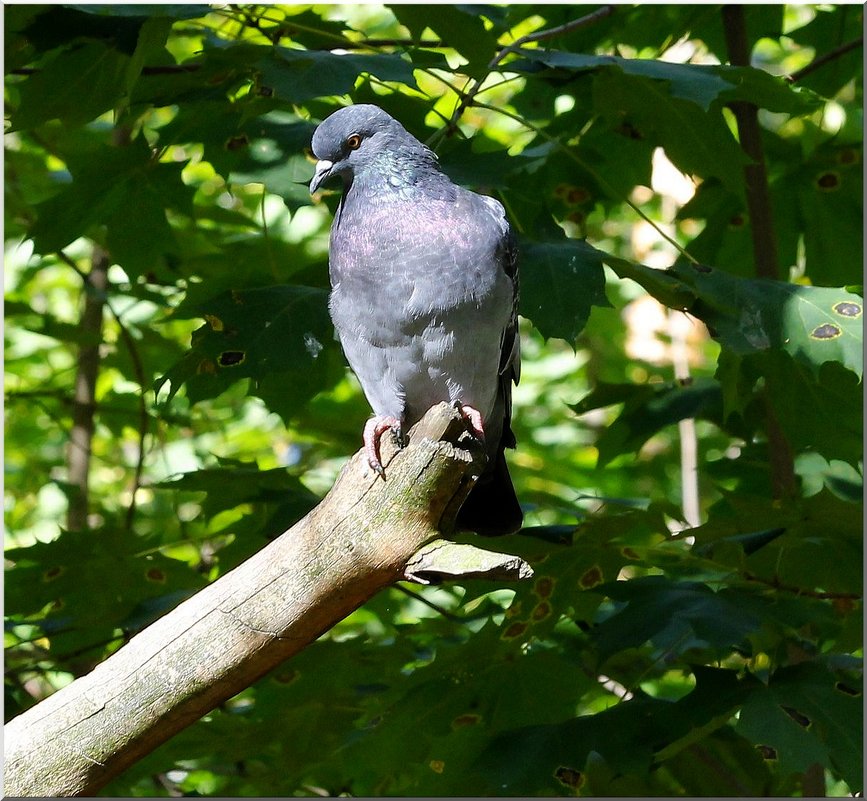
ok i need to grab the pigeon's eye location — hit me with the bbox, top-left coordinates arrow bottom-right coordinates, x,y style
346,134 -> 362,151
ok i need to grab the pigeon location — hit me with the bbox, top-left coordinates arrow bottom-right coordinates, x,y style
309,103 -> 522,536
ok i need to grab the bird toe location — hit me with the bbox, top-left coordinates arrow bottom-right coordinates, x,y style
363,415 -> 404,478
459,404 -> 486,443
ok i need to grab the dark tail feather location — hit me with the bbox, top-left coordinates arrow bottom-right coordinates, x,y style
456,448 -> 522,536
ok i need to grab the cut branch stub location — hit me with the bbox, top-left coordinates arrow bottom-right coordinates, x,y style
405,539 -> 534,584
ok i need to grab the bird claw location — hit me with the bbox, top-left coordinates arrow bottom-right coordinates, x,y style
453,401 -> 486,443
363,415 -> 403,478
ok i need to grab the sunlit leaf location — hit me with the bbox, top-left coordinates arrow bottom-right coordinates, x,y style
607,257 -> 863,380
519,238 -> 609,344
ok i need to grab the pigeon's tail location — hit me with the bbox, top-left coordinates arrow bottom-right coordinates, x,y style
456,447 -> 523,537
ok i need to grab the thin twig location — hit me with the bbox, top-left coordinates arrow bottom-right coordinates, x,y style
112,314 -> 149,533
13,395 -> 74,438
787,36 -> 863,84
418,63 -> 698,262
438,5 -> 616,140
393,585 -> 466,623
471,98 -> 699,264
334,38 -> 447,49
11,65 -> 200,77
742,572 -> 861,601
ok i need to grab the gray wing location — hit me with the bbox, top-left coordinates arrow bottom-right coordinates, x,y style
456,196 -> 523,535
482,195 -> 520,450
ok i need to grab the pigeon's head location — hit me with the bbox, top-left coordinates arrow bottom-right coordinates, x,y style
309,104 -> 436,193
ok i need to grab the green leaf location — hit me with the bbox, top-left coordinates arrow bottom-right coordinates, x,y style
736,662 -> 862,789
123,15 -> 173,99
156,285 -> 344,424
792,143 -> 863,287
156,103 -> 317,207
275,9 -> 354,50
5,526 -> 205,657
687,267 -> 863,379
511,49 -> 816,115
258,46 -> 418,103
590,576 -> 763,662
511,50 -> 734,109
391,5 -> 500,74
67,4 -> 209,18
786,6 -> 864,98
643,727 -> 773,797
747,491 -> 862,596
29,138 -> 193,278
715,65 -> 821,115
677,136 -> 860,286
571,378 -> 723,467
602,252 -> 696,310
13,5 -> 149,57
762,353 -> 863,465
677,176 -> 782,279
796,452 -> 863,504
158,463 -> 318,520
690,490 -> 862,596
9,42 -> 130,131
519,239 -> 610,344
473,666 -> 755,794
591,68 -> 748,195
607,257 -> 864,380
692,526 -> 786,559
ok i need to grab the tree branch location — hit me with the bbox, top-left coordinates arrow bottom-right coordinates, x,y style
66,247 -> 109,531
3,403 -> 532,798
722,5 -> 797,501
721,5 -> 780,281
787,36 -> 863,84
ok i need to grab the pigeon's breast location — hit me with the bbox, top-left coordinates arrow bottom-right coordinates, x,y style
328,190 -> 514,423
329,193 -> 506,328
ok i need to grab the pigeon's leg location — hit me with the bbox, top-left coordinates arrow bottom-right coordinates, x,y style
456,403 -> 486,443
363,415 -> 403,477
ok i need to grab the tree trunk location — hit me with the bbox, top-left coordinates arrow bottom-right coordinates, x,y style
4,403 -> 531,797
721,5 -> 797,500
66,247 -> 109,531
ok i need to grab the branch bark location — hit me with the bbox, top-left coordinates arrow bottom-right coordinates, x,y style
3,403 -> 532,798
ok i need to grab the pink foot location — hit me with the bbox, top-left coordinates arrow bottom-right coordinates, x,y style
459,404 -> 486,443
363,415 -> 402,476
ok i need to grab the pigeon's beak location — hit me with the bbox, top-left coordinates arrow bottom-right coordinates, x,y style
309,159 -> 334,194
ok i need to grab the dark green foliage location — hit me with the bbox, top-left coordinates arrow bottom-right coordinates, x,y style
4,3 -> 862,797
